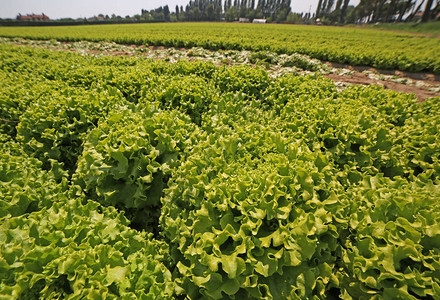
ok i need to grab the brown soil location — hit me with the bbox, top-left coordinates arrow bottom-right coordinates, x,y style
149,46 -> 166,50
325,62 -> 440,101
326,62 -> 440,81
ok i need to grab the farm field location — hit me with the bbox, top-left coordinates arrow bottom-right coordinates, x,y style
1,36 -> 439,101
0,22 -> 440,73
1,23 -> 440,299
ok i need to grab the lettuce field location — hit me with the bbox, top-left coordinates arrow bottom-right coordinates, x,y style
0,23 -> 440,74
0,24 -> 440,300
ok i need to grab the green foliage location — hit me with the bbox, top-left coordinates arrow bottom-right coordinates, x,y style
161,71 -> 440,298
0,43 -> 439,300
16,84 -> 127,174
0,46 -> 65,137
161,123 -> 343,298
139,74 -> 218,125
339,177 -> 440,299
0,197 -> 175,299
0,135 -> 68,219
74,106 -> 200,231
213,65 -> 270,99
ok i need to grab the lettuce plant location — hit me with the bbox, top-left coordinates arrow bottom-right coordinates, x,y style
0,197 -> 175,299
74,105 -> 200,231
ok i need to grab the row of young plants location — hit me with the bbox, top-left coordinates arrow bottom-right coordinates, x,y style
0,23 -> 439,74
0,37 -> 327,74
4,37 -> 440,96
1,44 -> 440,299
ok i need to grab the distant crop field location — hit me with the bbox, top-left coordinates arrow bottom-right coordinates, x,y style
0,22 -> 439,73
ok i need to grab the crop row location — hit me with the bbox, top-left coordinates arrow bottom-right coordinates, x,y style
1,44 -> 440,299
0,23 -> 439,73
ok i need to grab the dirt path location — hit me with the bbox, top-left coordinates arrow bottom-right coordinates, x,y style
325,72 -> 439,102
325,62 -> 440,101
326,72 -> 439,102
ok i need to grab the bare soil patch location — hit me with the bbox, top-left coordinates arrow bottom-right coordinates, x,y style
326,62 -> 440,82
326,73 -> 439,101
325,62 -> 440,101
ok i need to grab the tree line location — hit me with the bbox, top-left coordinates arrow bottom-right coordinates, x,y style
4,0 -> 439,25
139,0 -> 292,23
316,0 -> 439,24
139,0 -> 438,24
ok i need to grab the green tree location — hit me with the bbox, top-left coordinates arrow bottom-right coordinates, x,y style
225,6 -> 238,20
164,5 -> 170,21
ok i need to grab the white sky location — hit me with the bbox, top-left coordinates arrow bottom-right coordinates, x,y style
0,0 -> 362,19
